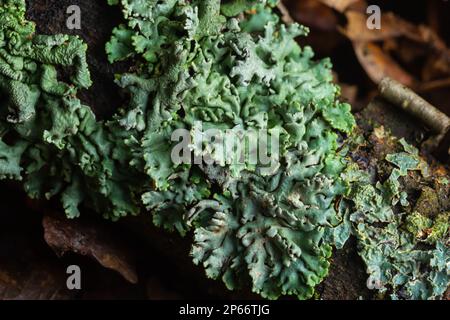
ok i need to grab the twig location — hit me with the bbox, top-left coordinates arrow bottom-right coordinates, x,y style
379,77 -> 450,135
379,77 -> 450,159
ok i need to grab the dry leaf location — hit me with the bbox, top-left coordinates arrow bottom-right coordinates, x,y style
418,77 -> 450,93
342,10 -> 449,52
342,11 -> 413,42
317,0 -> 362,13
43,214 -> 138,284
411,25 -> 448,53
423,53 -> 450,81
339,8 -> 450,88
0,204 -> 75,300
353,41 -> 415,86
277,1 -> 294,24
0,265 -> 73,300
288,0 -> 338,31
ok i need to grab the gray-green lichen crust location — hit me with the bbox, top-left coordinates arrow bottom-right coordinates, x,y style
106,0 -> 355,299
0,0 -> 355,299
1,0 -> 448,301
0,0 -> 356,299
0,0 -> 145,221
331,133 -> 450,300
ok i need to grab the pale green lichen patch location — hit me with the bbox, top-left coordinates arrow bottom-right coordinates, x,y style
1,0 -> 447,300
105,0 -> 355,299
406,211 -> 449,244
0,0 -> 142,220
0,0 -> 356,299
337,132 -> 450,300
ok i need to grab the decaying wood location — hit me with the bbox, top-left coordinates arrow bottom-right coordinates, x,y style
43,213 -> 138,284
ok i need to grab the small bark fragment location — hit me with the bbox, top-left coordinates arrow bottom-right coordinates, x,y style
43,214 -> 138,284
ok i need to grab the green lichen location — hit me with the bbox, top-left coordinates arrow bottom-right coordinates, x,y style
336,137 -> 450,300
0,0 -> 357,299
1,0 -> 446,300
406,211 -> 449,244
0,0 -> 143,220
105,0 -> 356,299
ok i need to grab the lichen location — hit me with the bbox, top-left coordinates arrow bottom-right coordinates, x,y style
336,135 -> 450,300
0,0 -> 143,220
1,0 -> 447,300
0,0 -> 358,299
406,211 -> 449,244
105,0 -> 355,299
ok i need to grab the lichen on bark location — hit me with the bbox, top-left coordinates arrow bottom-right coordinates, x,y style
0,0 -> 448,300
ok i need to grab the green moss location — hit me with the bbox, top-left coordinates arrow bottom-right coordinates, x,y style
413,187 -> 440,217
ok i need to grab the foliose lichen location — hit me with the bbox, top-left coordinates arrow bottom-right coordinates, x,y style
105,0 -> 356,299
0,0 -> 148,221
3,0 -> 447,300
0,0 -> 357,299
332,133 -> 450,300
